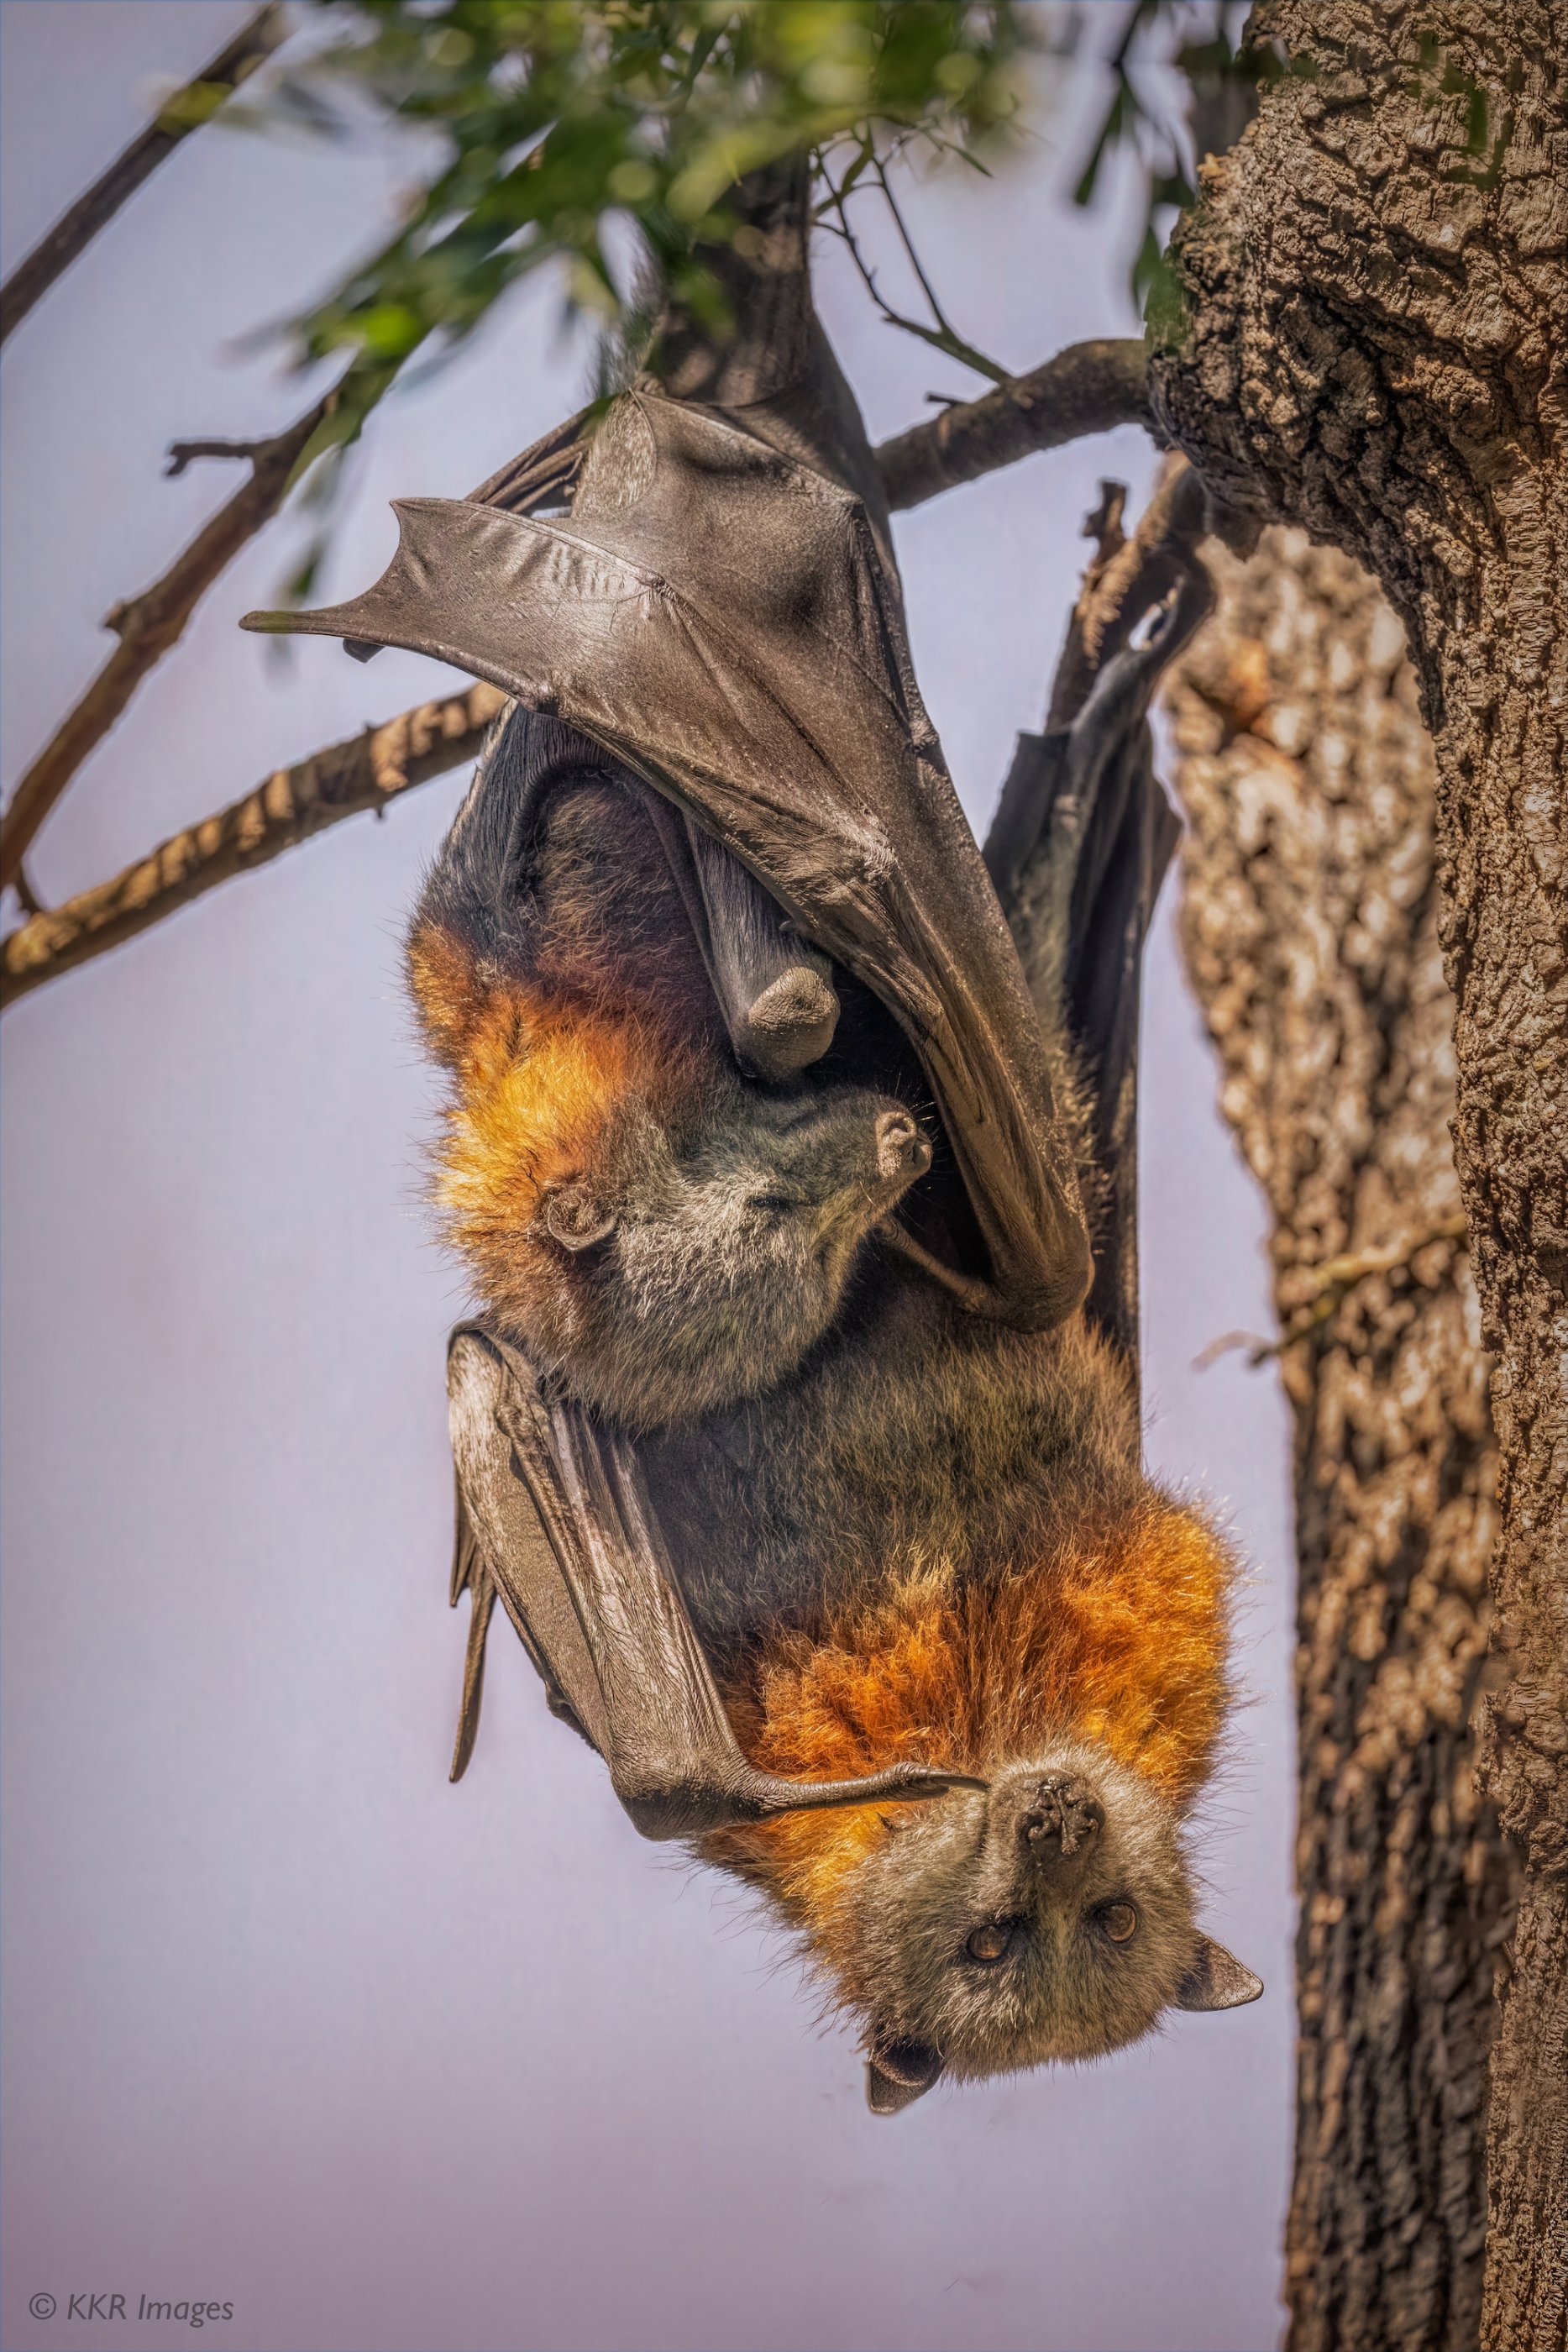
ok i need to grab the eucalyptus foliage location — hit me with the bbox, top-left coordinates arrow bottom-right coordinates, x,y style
253,0 -> 1259,591
276,2 -> 1030,471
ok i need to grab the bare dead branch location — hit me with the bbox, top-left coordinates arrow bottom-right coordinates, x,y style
0,684 -> 507,1008
0,5 -> 285,345
164,433 -> 294,478
982,467 -> 1204,1369
0,391 -> 334,895
875,339 -> 1152,512
816,150 -> 1010,387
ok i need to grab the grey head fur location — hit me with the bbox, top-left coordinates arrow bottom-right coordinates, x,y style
831,1740 -> 1261,2113
518,1076 -> 931,1430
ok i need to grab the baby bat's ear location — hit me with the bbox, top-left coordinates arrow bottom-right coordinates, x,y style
542,1183 -> 617,1252
866,2038 -> 944,2115
1173,1936 -> 1263,2012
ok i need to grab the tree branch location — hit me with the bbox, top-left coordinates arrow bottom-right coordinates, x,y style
983,466 -> 1205,1371
0,5 -> 285,346
0,390 -> 335,896
468,337 -> 1152,518
0,684 -> 506,1009
1193,1214 -> 1471,1368
876,339 -> 1152,512
0,334 -> 1156,1002
815,147 -> 1011,388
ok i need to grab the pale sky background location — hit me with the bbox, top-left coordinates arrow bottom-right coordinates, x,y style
1,8 -> 1296,2349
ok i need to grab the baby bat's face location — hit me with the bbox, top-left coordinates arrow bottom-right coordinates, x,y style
829,1742 -> 1261,2112
525,1080 -> 931,1428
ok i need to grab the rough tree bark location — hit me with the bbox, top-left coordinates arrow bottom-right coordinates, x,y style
1151,11 -> 1566,2340
1168,530 -> 1515,2350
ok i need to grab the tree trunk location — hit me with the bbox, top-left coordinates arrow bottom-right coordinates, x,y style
1151,9 -> 1566,2337
1167,528 -> 1516,2349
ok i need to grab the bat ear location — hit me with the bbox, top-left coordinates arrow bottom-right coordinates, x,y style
542,1184 -> 617,1252
866,2038 -> 944,2115
1173,1935 -> 1264,2013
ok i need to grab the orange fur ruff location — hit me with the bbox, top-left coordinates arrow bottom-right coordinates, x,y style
408,922 -> 704,1295
705,1499 -> 1232,1929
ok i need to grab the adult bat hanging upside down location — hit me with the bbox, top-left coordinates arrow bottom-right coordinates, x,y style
243,162 -> 1260,2110
397,701 -> 1260,2113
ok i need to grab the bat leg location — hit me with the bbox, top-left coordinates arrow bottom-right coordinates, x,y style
681,813 -> 841,1079
733,959 -> 839,1080
638,791 -> 840,1078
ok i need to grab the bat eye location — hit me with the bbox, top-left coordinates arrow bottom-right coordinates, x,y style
1099,1902 -> 1139,1945
964,1922 -> 1016,1966
543,1187 -> 617,1252
747,1189 -> 794,1215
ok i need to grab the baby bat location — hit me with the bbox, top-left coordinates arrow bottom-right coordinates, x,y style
408,716 -> 931,1426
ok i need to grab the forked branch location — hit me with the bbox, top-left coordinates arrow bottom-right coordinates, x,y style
0,390 -> 335,895
816,146 -> 1012,387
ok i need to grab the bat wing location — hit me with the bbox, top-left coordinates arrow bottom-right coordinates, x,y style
985,570 -> 1206,1369
446,1322 -> 983,1839
242,388 -> 1093,1334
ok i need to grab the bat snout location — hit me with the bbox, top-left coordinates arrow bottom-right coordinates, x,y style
992,1768 -> 1105,1871
875,1110 -> 931,1189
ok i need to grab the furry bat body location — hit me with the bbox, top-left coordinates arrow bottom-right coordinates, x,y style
247,161 -> 1259,2108
648,1275 -> 1248,2110
412,705 -> 1257,2108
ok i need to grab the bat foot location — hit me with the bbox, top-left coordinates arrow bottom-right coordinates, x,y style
875,1221 -> 997,1315
737,968 -> 840,1079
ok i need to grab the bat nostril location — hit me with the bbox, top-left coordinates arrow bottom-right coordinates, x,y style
1017,1779 -> 1104,1858
875,1112 -> 929,1184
